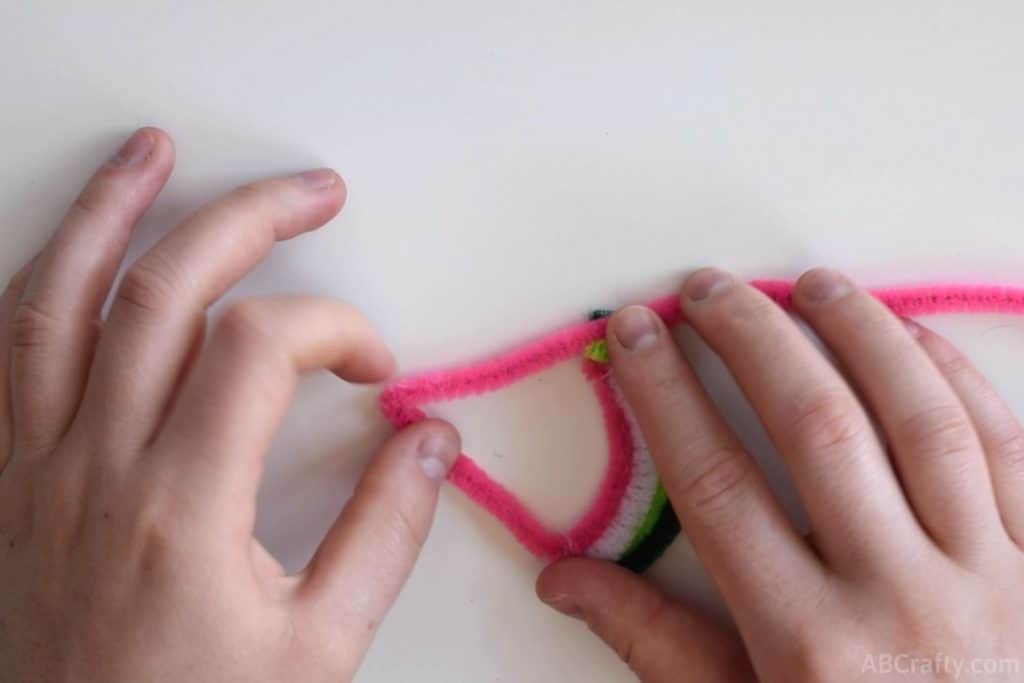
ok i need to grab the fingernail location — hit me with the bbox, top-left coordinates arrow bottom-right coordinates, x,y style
798,269 -> 852,303
295,168 -> 338,190
418,433 -> 458,482
540,592 -> 583,619
612,305 -> 658,351
685,268 -> 732,301
109,129 -> 154,167
903,318 -> 921,338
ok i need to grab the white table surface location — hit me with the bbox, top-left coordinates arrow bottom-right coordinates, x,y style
4,2 -> 1024,680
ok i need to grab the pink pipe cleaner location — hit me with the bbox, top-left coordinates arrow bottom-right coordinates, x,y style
379,281 -> 1024,561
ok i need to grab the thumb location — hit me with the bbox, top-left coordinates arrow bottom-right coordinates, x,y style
537,558 -> 753,682
300,419 -> 460,642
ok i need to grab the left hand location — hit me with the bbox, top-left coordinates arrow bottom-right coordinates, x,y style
0,127 -> 459,682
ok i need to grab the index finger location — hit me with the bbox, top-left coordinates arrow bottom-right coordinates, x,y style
606,304 -> 825,623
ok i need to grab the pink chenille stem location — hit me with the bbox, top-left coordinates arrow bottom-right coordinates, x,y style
379,281 -> 1024,560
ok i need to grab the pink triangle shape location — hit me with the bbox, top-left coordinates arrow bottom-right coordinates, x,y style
379,280 -> 1024,561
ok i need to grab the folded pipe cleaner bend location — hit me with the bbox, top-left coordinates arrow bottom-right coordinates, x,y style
379,281 -> 1024,573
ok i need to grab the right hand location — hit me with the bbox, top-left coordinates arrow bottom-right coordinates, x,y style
538,268 -> 1024,682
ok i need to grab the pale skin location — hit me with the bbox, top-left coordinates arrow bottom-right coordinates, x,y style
1,129 -> 1022,682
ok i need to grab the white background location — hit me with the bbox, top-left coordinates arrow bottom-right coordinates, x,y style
3,2 -> 1024,680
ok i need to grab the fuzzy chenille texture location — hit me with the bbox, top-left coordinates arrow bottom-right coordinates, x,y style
380,281 -> 1024,572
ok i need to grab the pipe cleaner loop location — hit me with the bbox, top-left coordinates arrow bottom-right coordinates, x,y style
379,280 -> 1024,572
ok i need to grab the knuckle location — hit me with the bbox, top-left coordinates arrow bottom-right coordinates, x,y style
225,183 -> 274,224
116,256 -> 183,318
69,184 -> 107,221
215,301 -> 294,403
217,300 -> 275,349
606,602 -> 671,667
702,292 -> 778,337
929,345 -> 981,389
649,367 -> 699,407
932,348 -> 971,379
69,176 -> 135,231
896,404 -> 977,461
115,475 -> 187,558
615,596 -> 674,669
227,181 -> 267,205
383,501 -> 429,552
786,602 -> 853,680
10,299 -> 61,350
789,634 -> 843,681
787,391 -> 869,454
207,184 -> 279,254
132,495 -> 177,542
67,175 -> 130,228
988,429 -> 1024,473
359,469 -> 431,553
128,504 -> 184,574
635,593 -> 674,635
679,448 -> 753,516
